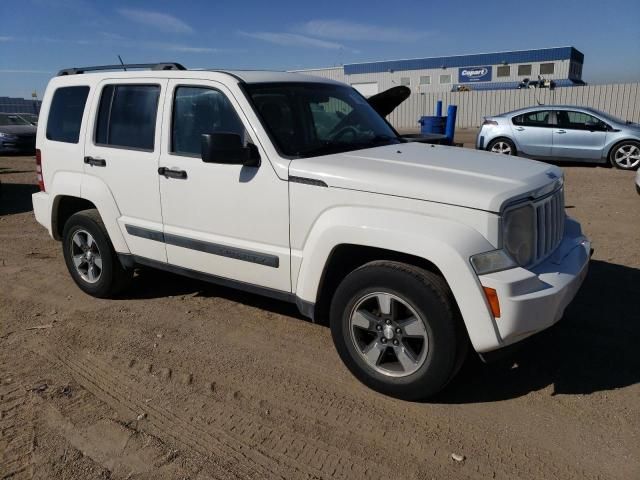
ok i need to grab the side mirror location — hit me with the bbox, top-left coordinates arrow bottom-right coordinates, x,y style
201,133 -> 260,167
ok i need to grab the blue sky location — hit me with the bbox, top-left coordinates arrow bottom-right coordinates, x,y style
1,0 -> 639,98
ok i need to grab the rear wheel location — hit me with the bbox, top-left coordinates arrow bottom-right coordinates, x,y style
62,209 -> 131,298
488,138 -> 516,156
609,141 -> 640,170
330,261 -> 466,400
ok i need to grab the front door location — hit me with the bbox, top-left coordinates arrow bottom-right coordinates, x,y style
552,110 -> 608,161
157,79 -> 291,293
83,78 -> 168,262
510,109 -> 553,157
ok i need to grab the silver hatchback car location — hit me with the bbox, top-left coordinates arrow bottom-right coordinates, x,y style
477,105 -> 640,170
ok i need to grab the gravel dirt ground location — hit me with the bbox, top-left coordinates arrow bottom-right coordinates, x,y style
1,152 -> 639,480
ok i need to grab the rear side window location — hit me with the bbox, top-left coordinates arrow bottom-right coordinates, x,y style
512,110 -> 551,127
95,84 -> 160,150
46,86 -> 90,143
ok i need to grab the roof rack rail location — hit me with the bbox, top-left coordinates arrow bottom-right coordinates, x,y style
57,62 -> 186,76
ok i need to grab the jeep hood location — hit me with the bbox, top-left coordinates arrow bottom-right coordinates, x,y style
288,142 -> 563,212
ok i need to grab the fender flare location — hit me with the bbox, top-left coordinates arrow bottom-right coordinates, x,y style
49,171 -> 130,253
293,206 -> 502,352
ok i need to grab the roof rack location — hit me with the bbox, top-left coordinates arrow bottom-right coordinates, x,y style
57,62 -> 186,76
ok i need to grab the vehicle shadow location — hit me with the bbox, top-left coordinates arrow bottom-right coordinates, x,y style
437,259 -> 640,403
0,182 -> 39,216
124,268 -> 306,320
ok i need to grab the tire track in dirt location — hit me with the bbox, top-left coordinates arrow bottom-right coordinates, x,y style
0,363 -> 35,480
41,345 -> 395,480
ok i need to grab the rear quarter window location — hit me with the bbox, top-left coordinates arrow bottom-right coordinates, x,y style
46,86 -> 90,143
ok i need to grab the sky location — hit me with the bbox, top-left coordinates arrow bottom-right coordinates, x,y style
1,0 -> 639,99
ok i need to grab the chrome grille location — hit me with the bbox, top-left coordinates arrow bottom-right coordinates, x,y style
534,188 -> 565,263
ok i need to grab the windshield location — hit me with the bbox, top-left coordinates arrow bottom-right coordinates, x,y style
244,82 -> 400,157
0,114 -> 31,126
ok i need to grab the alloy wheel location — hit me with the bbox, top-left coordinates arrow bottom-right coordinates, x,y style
349,292 -> 429,377
70,229 -> 103,283
491,141 -> 512,155
613,144 -> 640,169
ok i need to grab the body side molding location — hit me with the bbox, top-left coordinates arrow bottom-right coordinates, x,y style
124,225 -> 279,268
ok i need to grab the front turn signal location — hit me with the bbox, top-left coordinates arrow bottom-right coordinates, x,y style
483,287 -> 501,318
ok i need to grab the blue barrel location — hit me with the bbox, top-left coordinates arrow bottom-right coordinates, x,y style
418,116 -> 446,135
444,105 -> 458,144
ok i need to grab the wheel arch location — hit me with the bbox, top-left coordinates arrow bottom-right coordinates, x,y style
52,195 -> 96,240
49,172 -> 129,253
606,138 -> 640,166
486,136 -> 518,154
312,244 -> 445,325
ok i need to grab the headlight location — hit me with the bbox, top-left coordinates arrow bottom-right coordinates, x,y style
470,249 -> 517,275
503,204 -> 535,266
0,132 -> 18,140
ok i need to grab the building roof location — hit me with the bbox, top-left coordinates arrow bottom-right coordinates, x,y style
342,47 -> 584,75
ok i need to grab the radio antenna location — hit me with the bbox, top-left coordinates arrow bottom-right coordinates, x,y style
117,55 -> 127,71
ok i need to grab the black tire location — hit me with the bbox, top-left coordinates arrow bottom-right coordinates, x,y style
62,209 -> 131,298
487,137 -> 517,156
330,261 -> 467,401
608,140 -> 640,170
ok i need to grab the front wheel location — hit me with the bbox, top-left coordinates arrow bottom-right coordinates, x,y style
609,141 -> 640,170
487,138 -> 517,156
330,261 -> 466,400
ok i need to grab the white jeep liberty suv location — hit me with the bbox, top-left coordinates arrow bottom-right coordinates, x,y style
32,63 -> 591,400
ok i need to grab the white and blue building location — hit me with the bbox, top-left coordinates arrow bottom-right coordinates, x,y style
292,46 -> 585,96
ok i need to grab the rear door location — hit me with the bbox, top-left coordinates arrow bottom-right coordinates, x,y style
552,110 -> 608,161
510,110 -> 553,157
83,78 -> 168,261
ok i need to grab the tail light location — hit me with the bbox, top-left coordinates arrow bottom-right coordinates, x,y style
482,119 -> 498,127
35,149 -> 45,192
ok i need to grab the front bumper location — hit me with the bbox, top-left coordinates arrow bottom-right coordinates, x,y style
478,217 -> 590,351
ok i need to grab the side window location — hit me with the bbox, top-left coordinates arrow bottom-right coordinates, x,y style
46,86 -> 90,143
95,84 -> 160,150
171,86 -> 247,157
512,111 -> 550,127
556,111 -> 604,130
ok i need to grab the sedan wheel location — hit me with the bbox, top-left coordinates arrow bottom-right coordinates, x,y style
612,143 -> 640,170
488,139 -> 516,155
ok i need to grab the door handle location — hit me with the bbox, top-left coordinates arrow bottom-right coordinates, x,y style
515,127 -> 525,131
158,167 -> 188,179
84,156 -> 106,167
556,130 -> 566,134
